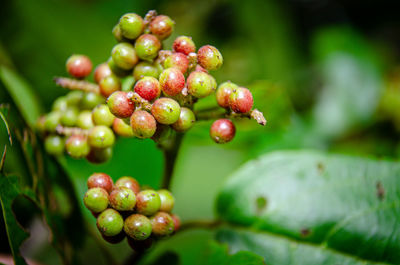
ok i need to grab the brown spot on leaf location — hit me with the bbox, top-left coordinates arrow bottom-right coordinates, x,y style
317,162 -> 324,174
300,228 -> 310,237
255,196 -> 267,215
376,181 -> 385,200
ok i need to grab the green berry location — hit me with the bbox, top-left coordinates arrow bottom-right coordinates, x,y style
130,110 -> 157,139
133,61 -> 160,80
44,135 -> 65,156
124,214 -> 152,240
60,107 -> 79,127
216,81 -> 238,108
107,91 -> 135,119
65,91 -> 83,106
136,190 -> 161,216
171,107 -> 195,132
66,54 -> 92,78
65,134 -> 91,158
151,98 -> 181,125
86,147 -> 113,164
173,36 -> 196,55
210,119 -> 235,144
99,74 -> 121,98
77,110 -> 95,129
111,42 -> 139,70
157,189 -> 175,212
108,57 -> 131,77
150,212 -> 174,237
92,104 -> 115,127
163,52 -> 189,74
134,34 -> 161,61
119,13 -> 144,40
88,125 -> 115,148
187,71 -> 216,98
112,24 -> 126,42
197,45 -> 223,71
149,15 -> 175,40
81,92 -> 105,110
115,176 -> 140,195
134,76 -> 161,101
87,173 -> 114,193
109,186 -> 136,211
83,187 -> 109,213
96,208 -> 124,237
52,97 -> 68,111
44,112 -> 61,132
159,68 -> 185,96
112,118 -> 134,137
121,76 -> 135,92
94,63 -> 113,84
229,87 -> 254,113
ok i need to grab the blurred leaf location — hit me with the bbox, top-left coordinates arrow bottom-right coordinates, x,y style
0,105 -> 11,172
217,151 -> 400,264
149,251 -> 180,265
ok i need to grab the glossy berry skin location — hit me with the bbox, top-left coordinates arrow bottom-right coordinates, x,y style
86,147 -> 113,164
171,107 -> 195,132
150,212 -> 175,237
130,110 -> 157,139
60,107 -> 79,126
94,63 -> 112,84
88,125 -> 115,148
44,135 -> 65,156
102,231 -> 126,244
77,111 -> 95,129
83,187 -> 109,213
65,135 -> 91,158
52,97 -> 68,111
149,15 -> 174,40
81,92 -> 105,110
107,91 -> 135,119
210,119 -> 235,144
197,45 -> 223,71
99,74 -> 121,98
171,214 -> 181,232
109,186 -> 136,211
108,57 -> 131,77
157,189 -> 175,212
136,190 -> 161,216
173,36 -> 196,55
133,61 -> 160,80
151,98 -> 181,125
229,87 -> 254,113
44,112 -> 61,132
187,71 -> 216,98
111,42 -> 139,70
92,104 -> 115,127
115,176 -> 140,195
164,52 -> 189,74
134,34 -> 161,61
124,214 -> 152,241
119,13 -> 144,40
216,81 -> 238,108
127,237 -> 153,251
66,54 -> 92,78
96,209 -> 124,237
66,91 -> 83,106
159,68 -> 185,96
87,173 -> 113,193
112,118 -> 134,137
134,77 -> 161,101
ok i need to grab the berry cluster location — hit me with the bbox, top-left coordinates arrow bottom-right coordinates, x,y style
83,173 -> 180,250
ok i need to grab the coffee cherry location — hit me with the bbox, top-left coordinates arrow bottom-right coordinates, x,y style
134,77 -> 161,101
136,190 -> 161,216
108,57 -> 131,77
210,119 -> 235,144
88,126 -> 115,148
60,107 -> 79,126
119,13 -> 144,40
149,15 -> 174,40
164,53 -> 189,74
229,87 -> 253,113
150,212 -> 174,237
44,135 -> 65,156
171,214 -> 181,232
197,45 -> 223,71
124,214 -> 152,241
87,173 -> 113,193
157,189 -> 175,212
83,187 -> 109,213
94,63 -> 112,84
130,110 -> 157,139
81,92 -> 104,110
52,97 -> 68,111
134,34 -> 161,61
111,42 -> 139,70
112,118 -> 134,137
195,65 -> 208,73
99,74 -> 121,98
92,104 -> 115,127
44,112 -> 61,132
171,107 -> 195,132
77,110 -> 95,129
66,91 -> 83,106
121,76 -> 135,92
96,208 -> 124,237
102,231 -> 126,244
109,186 -> 136,211
173,36 -> 196,55
107,91 -> 135,119
127,237 -> 153,251
159,68 -> 185,96
151,98 -> 181,125
187,71 -> 216,98
115,176 -> 140,195
65,134 -> 91,158
112,24 -> 126,43
133,61 -> 160,80
216,81 -> 238,108
66,54 -> 92,78
86,147 -> 113,164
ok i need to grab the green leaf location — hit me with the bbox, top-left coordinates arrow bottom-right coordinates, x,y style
216,151 -> 400,264
0,104 -> 11,172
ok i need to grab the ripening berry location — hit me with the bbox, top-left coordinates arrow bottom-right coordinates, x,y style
109,186 -> 136,211
173,36 -> 196,55
60,107 -> 79,127
44,135 -> 65,156
92,104 -> 115,127
66,54 -> 92,78
99,74 -> 121,98
130,110 -> 157,139
77,110 -> 95,129
133,61 -> 160,80
229,87 -> 254,113
127,237 -> 153,251
197,45 -> 223,71
171,214 -> 181,232
83,187 -> 109,213
134,77 -> 161,101
80,92 -> 105,110
102,232 -> 126,244
136,190 -> 161,216
111,42 -> 139,70
134,34 -> 161,61
159,68 -> 185,96
52,97 -> 68,112
112,118 -> 134,137
149,15 -> 174,40
86,147 -> 113,164
65,134 -> 91,158
157,189 -> 175,212
187,71 -> 216,98
112,24 -> 125,42
151,98 -> 181,125
164,52 -> 189,74
94,63 -> 112,84
171,107 -> 195,132
44,112 -> 61,132
115,176 -> 140,194
150,212 -> 175,237
124,214 -> 152,241
210,119 -> 235,144
216,81 -> 238,108
119,13 -> 144,40
108,57 -> 131,77
88,125 -> 115,148
97,209 -> 124,237
107,91 -> 135,119
87,173 -> 113,193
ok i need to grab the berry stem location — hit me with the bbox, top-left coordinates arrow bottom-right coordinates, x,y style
127,91 -> 152,111
143,10 -> 157,26
54,77 -> 100,93
195,107 -> 267,126
177,219 -> 223,233
56,125 -> 89,136
160,133 -> 184,189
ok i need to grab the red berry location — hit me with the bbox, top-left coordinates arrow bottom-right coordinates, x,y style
229,87 -> 253,113
215,81 -> 238,108
107,91 -> 135,119
66,54 -> 92,78
159,68 -> 185,96
149,15 -> 175,40
163,52 -> 189,74
210,119 -> 235,144
115,176 -> 140,195
130,110 -> 157,139
87,173 -> 114,193
134,77 -> 161,102
173,36 -> 196,55
94,63 -> 112,84
197,45 -> 223,71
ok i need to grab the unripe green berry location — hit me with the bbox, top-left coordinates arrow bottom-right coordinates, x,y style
96,208 -> 124,237
112,118 -> 134,137
60,107 -> 79,127
134,76 -> 161,101
83,187 -> 109,213
159,68 -> 185,96
197,45 -> 223,71
133,61 -> 160,80
87,173 -> 114,193
173,36 -> 196,55
150,212 -> 174,237
115,176 -> 140,195
109,186 -> 136,211
65,134 -> 91,158
187,71 -> 216,98
124,214 -> 152,241
86,147 -> 113,164
92,104 -> 115,127
164,52 -> 189,74
77,110 -> 95,129
111,42 -> 139,70
210,119 -> 235,144
157,189 -> 175,212
94,63 -> 112,84
134,34 -> 161,61
107,91 -> 135,119
44,112 -> 61,132
151,98 -> 181,125
88,125 -> 115,148
108,57 -> 131,77
171,107 -> 195,132
229,87 -> 254,113
52,97 -> 68,111
121,76 -> 135,92
44,135 -> 65,156
66,54 -> 92,78
130,110 -> 157,139
112,24 -> 126,42
99,74 -> 121,98
66,91 -> 83,106
136,190 -> 161,216
81,92 -> 104,110
149,15 -> 175,40
119,13 -> 144,40
216,81 -> 238,108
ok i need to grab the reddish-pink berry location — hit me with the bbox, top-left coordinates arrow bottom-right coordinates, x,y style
171,214 -> 181,232
87,173 -> 114,193
210,119 -> 235,144
173,36 -> 196,55
197,45 -> 223,71
163,52 -> 189,74
149,15 -> 175,40
134,77 -> 161,101
130,110 -> 157,139
66,54 -> 92,78
107,91 -> 135,118
115,176 -> 140,195
216,81 -> 238,108
94,63 -> 112,84
159,68 -> 185,96
99,75 -> 121,98
229,87 -> 254,113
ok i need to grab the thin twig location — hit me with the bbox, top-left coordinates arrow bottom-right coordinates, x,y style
127,91 -> 152,111
54,77 -> 99,93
